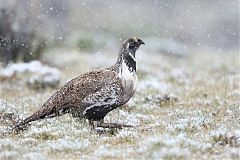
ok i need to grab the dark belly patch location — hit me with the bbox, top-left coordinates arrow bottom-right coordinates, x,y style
85,105 -> 116,121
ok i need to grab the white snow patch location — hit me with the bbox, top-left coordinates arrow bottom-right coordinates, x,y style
0,61 -> 60,87
44,139 -> 90,151
22,152 -> 47,160
0,138 -> 22,160
23,117 -> 90,138
0,138 -> 20,150
138,134 -> 211,159
165,109 -> 214,133
0,61 -> 59,77
221,148 -> 240,159
228,89 -> 240,97
138,79 -> 170,92
93,144 -> 133,158
0,151 -> 18,160
93,145 -> 115,157
0,99 -> 19,114
137,135 -> 190,159
210,127 -> 228,137
0,99 -> 26,120
153,147 -> 190,160
106,110 -> 140,126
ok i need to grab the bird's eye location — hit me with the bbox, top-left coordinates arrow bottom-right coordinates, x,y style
128,44 -> 135,49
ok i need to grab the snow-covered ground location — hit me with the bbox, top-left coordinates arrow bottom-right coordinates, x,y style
0,48 -> 239,160
0,61 -> 61,89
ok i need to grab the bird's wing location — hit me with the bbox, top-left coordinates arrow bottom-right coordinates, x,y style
38,68 -> 119,115
81,82 -> 123,119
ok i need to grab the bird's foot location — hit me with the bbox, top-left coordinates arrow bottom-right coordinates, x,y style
89,120 -> 134,130
97,122 -> 133,129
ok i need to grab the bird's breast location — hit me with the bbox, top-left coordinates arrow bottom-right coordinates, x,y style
118,62 -> 138,103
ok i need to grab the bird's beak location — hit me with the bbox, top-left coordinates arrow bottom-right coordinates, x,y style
138,40 -> 145,45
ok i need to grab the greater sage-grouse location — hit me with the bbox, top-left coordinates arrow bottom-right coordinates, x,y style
13,37 -> 144,130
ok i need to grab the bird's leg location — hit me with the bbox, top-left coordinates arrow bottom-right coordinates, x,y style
89,120 -> 98,130
97,119 -> 133,129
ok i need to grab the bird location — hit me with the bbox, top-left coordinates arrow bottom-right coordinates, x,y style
12,37 -> 145,130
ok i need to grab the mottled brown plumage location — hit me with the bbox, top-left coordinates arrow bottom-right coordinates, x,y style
13,37 -> 144,130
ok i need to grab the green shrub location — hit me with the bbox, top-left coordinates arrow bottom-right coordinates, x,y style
76,37 -> 95,51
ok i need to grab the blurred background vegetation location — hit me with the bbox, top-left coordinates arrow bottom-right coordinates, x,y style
0,0 -> 239,65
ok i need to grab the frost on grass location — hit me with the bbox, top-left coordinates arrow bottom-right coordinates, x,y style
137,79 -> 171,93
210,129 -> 240,147
0,138 -> 22,159
93,145 -> 120,158
92,144 -> 134,159
0,99 -> 19,117
0,49 -> 239,160
165,108 -> 214,133
43,138 -> 91,153
21,152 -> 47,160
104,109 -> 141,126
0,99 -> 26,132
0,61 -> 61,89
137,134 -> 193,160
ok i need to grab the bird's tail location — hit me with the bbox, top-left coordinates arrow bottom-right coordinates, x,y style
11,105 -> 53,131
11,104 -> 70,131
11,112 -> 43,131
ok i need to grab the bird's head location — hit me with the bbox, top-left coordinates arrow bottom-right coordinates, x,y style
122,37 -> 145,53
116,37 -> 144,70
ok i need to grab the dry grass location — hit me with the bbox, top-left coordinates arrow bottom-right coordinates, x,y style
0,48 -> 239,160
